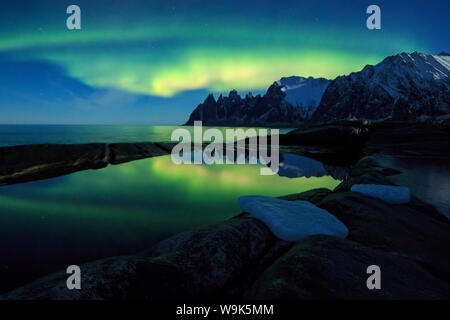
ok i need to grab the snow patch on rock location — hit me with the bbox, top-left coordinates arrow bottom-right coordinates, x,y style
238,196 -> 349,242
351,184 -> 411,204
278,153 -> 328,178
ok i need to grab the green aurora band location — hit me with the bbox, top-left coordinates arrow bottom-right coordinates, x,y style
0,1 -> 427,97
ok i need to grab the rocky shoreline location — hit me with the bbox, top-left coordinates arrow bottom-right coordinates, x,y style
0,142 -> 171,186
1,120 -> 449,299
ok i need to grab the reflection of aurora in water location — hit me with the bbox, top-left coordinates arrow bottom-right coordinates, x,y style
0,155 -> 340,293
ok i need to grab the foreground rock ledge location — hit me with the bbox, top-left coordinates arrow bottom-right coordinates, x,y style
2,184 -> 449,300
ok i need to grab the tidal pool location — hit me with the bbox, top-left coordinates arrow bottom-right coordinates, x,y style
0,155 -> 340,293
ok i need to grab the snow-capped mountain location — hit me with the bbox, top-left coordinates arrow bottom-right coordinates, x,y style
185,77 -> 330,126
278,76 -> 331,118
185,52 -> 450,127
313,52 -> 450,123
185,83 -> 304,126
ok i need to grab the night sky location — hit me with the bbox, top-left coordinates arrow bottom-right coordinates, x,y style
0,0 -> 448,124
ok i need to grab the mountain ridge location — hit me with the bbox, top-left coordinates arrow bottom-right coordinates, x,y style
185,76 -> 331,126
313,52 -> 450,123
185,52 -> 450,127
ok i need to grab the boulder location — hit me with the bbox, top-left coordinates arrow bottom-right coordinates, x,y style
316,192 -> 450,281
1,214 -> 281,300
138,214 -> 279,299
245,236 -> 450,299
0,256 -> 160,300
334,155 -> 399,192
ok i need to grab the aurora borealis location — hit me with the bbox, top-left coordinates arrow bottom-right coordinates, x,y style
0,0 -> 448,124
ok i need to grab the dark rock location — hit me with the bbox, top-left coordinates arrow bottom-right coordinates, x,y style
279,188 -> 332,204
333,155 -> 395,192
278,122 -> 370,165
224,239 -> 292,299
245,236 -> 450,299
0,143 -> 108,186
185,82 -> 305,127
0,256 -> 150,300
109,143 -> 168,164
0,255 -> 192,300
282,122 -> 370,147
315,192 -> 450,282
138,214 -> 279,299
0,142 -> 170,186
1,214 -> 281,300
363,121 -> 450,158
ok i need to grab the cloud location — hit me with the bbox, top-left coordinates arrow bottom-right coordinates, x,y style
0,57 -> 207,124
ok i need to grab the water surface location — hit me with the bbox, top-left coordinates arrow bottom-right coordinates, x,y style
0,155 -> 340,293
0,125 -> 293,146
386,157 -> 450,218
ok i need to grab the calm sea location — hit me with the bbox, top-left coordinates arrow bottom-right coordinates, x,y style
0,125 -> 294,146
0,124 -> 337,293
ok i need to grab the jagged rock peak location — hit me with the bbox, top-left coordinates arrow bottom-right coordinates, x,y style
204,93 -> 216,104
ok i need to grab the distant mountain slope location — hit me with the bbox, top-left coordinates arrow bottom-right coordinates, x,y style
185,77 -> 330,126
278,76 -> 331,118
185,52 -> 450,127
313,52 -> 450,123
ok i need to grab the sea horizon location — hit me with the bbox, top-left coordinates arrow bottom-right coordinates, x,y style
0,124 -> 293,147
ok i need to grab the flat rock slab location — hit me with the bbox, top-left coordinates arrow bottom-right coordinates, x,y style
109,143 -> 168,164
0,142 -> 169,186
351,184 -> 411,204
0,143 -> 108,186
238,196 -> 348,242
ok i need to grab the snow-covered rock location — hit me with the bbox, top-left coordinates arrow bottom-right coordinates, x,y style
238,196 -> 349,242
277,153 -> 327,178
351,184 -> 411,204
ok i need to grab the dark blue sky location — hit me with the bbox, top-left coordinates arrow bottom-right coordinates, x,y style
0,0 -> 448,124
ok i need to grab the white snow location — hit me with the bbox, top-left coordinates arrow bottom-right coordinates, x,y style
433,54 -> 450,73
277,153 -> 328,178
277,76 -> 330,117
351,184 -> 411,204
238,196 -> 349,242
